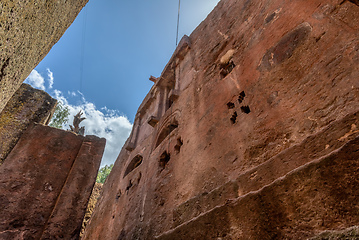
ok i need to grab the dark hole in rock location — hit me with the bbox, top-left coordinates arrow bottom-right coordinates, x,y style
159,198 -> 165,206
227,102 -> 235,109
238,91 -> 246,103
10,219 -> 24,228
0,58 -> 10,79
155,119 -> 179,148
116,190 -> 122,200
349,0 -> 359,6
123,155 -> 143,178
265,12 -> 276,24
125,180 -> 133,192
220,60 -> 236,78
230,111 -> 238,124
174,137 -> 183,153
159,151 -> 170,170
168,99 -> 173,109
136,172 -> 142,184
241,106 -> 251,114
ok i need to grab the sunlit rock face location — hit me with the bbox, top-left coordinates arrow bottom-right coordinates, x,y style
83,0 -> 359,239
0,83 -> 57,164
0,0 -> 88,113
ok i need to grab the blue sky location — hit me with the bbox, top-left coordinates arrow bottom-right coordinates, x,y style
25,0 -> 220,166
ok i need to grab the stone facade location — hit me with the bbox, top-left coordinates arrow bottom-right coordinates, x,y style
0,124 -> 106,239
0,83 -> 57,164
0,0 -> 88,113
83,0 -> 359,239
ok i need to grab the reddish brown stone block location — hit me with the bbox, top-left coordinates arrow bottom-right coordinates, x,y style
0,124 -> 105,239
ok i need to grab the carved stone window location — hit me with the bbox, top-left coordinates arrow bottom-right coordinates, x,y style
123,155 -> 143,178
155,119 -> 179,148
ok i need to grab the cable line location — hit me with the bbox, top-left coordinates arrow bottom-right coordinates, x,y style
168,0 -> 181,155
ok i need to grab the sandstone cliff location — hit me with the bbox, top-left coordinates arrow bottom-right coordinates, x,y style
83,0 -> 359,239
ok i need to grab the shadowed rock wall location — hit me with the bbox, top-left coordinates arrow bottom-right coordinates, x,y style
0,124 -> 105,239
83,0 -> 359,239
0,83 -> 57,165
0,0 -> 88,113
157,136 -> 359,240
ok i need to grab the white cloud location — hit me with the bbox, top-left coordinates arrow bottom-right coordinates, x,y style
27,69 -> 133,167
24,70 -> 46,90
60,93 -> 132,166
54,90 -> 132,167
47,68 -> 54,89
68,91 -> 77,97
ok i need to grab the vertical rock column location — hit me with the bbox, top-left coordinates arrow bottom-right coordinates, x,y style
0,124 -> 106,240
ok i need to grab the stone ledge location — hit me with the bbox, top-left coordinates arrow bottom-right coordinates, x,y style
158,136 -> 359,239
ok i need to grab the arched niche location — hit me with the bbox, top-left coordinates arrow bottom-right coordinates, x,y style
155,119 -> 178,149
123,155 -> 143,178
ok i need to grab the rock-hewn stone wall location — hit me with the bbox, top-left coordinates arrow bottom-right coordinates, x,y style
0,0 -> 88,113
83,0 -> 359,239
157,136 -> 359,240
0,124 -> 105,239
0,83 -> 57,164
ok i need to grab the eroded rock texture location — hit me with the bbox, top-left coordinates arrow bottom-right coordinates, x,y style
0,0 -> 88,113
83,0 -> 359,239
0,124 -> 106,239
0,83 -> 57,164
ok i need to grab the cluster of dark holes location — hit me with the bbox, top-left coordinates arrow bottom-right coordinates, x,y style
227,91 -> 251,124
220,60 -> 236,78
238,91 -> 245,104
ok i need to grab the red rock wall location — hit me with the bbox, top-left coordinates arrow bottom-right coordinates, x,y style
0,124 -> 105,239
157,136 -> 359,240
83,0 -> 359,239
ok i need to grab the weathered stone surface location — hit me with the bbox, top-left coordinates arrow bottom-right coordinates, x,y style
83,0 -> 359,239
0,124 -> 105,239
156,136 -> 359,240
0,0 -> 88,113
309,226 -> 359,240
172,111 -> 359,226
0,83 -> 57,165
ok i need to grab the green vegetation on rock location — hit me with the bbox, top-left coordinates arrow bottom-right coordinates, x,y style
49,102 -> 70,129
96,164 -> 113,183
